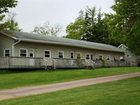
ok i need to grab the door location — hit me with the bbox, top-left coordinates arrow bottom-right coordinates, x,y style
76,52 -> 81,59
29,49 -> 35,66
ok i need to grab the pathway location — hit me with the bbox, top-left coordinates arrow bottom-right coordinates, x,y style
0,72 -> 140,101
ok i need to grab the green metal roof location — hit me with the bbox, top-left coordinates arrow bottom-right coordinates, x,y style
1,31 -> 124,53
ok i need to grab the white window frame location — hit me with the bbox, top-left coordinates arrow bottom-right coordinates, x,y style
70,52 -> 74,59
106,56 -> 110,60
29,49 -> 35,57
99,55 -> 103,60
58,51 -> 64,58
44,50 -> 51,58
85,53 -> 94,60
19,48 -> 28,57
85,53 -> 90,60
4,49 -> 10,57
90,54 -> 93,60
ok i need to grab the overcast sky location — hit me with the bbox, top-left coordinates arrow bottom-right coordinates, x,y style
11,0 -> 115,36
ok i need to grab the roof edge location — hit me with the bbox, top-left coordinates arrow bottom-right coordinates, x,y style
0,31 -> 17,40
19,38 -> 124,53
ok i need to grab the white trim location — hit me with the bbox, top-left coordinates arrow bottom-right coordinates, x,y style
29,49 -> 35,57
99,55 -> 103,60
85,53 -> 94,60
44,50 -> 51,58
0,32 -> 17,40
70,51 -> 74,59
106,55 -> 110,60
118,44 -> 128,49
90,54 -> 93,60
4,48 -> 10,57
19,48 -> 28,57
85,53 -> 90,60
12,40 -> 21,56
58,51 -> 64,58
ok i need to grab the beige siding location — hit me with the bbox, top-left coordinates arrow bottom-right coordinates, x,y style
14,42 -> 124,60
0,34 -> 14,57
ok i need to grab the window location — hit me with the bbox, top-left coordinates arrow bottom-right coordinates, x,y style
20,49 -> 27,57
86,54 -> 90,59
44,50 -> 51,58
30,53 -> 33,57
91,54 -> 93,60
4,49 -> 10,57
29,49 -> 34,57
85,53 -> 93,60
107,57 -> 110,60
127,55 -> 129,57
58,51 -> 64,58
99,56 -> 103,60
70,52 -> 74,59
107,56 -> 110,60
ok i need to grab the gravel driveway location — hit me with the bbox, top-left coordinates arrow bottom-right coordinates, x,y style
0,72 -> 140,101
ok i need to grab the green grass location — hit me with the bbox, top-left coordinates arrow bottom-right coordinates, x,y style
0,77 -> 140,105
0,67 -> 139,90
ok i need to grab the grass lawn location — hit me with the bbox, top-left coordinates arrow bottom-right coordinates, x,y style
0,67 -> 139,90
0,77 -> 140,105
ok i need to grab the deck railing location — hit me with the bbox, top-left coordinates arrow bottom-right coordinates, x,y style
53,58 -> 86,68
0,57 -> 133,69
0,57 -> 43,69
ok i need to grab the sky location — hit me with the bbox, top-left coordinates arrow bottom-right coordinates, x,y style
11,0 -> 115,36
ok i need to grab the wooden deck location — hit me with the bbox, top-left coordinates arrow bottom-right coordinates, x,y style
0,57 -> 133,70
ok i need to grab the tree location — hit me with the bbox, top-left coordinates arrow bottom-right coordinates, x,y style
103,14 -> 122,46
66,19 -> 86,39
66,7 -> 110,44
33,22 -> 62,36
127,20 -> 140,55
0,0 -> 17,31
82,8 -> 109,44
110,0 -> 140,55
81,7 -> 97,41
66,10 -> 86,39
2,12 -> 21,31
0,0 -> 17,14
